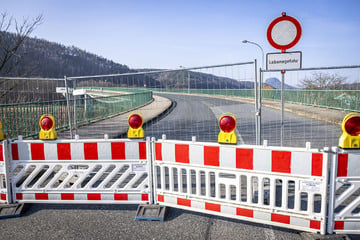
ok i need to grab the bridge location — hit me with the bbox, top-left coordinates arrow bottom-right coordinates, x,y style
1,62 -> 360,239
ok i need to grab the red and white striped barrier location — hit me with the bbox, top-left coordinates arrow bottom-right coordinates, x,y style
10,138 -> 151,204
155,141 -> 324,177
328,149 -> 360,234
153,139 -> 328,234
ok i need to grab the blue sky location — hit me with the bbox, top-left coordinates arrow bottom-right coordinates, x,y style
2,0 -> 360,69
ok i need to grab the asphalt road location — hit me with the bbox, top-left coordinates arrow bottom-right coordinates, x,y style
0,93 -> 350,240
145,93 -> 341,149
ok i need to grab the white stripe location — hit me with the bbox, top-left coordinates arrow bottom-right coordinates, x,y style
125,142 -> 140,160
253,149 -> 271,172
98,142 -> 112,160
291,151 -> 312,176
71,142 -> 84,160
347,152 -> 360,176
162,142 -> 175,163
220,146 -> 236,169
17,142 -> 30,160
189,144 -> 204,165
44,142 -> 58,160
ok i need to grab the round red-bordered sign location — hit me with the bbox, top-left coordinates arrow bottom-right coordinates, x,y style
267,14 -> 302,51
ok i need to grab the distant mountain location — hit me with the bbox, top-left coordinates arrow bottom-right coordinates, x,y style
265,77 -> 297,89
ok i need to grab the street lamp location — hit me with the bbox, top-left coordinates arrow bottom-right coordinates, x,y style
242,40 -> 265,145
242,40 -> 264,69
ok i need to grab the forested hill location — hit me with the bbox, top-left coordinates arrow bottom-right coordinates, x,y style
1,31 -> 132,78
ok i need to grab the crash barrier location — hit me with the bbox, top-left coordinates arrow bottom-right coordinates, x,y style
9,137 -> 151,204
153,138 -> 329,234
1,137 -> 360,235
328,148 -> 360,234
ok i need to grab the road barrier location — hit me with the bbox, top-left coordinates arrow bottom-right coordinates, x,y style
9,138 -> 152,204
328,148 -> 360,234
0,136 -> 359,235
152,137 -> 328,234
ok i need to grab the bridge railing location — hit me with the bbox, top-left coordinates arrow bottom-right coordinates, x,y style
0,76 -> 153,139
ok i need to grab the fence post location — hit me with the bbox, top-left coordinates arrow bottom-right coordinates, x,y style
327,146 -> 338,234
64,76 -> 73,139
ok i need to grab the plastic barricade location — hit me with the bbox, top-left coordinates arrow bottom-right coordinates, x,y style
153,138 -> 329,234
10,138 -> 152,204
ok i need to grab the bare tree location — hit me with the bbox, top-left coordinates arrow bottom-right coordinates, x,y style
299,72 -> 347,90
0,12 -> 43,75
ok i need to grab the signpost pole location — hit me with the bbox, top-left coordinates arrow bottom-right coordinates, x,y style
281,70 -> 285,146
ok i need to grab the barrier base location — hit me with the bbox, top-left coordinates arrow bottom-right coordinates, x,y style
135,204 -> 166,221
0,203 -> 24,219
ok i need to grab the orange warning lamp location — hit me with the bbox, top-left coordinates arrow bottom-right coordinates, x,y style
39,114 -> 57,140
218,113 -> 237,144
339,113 -> 360,149
0,121 -> 5,141
127,113 -> 144,139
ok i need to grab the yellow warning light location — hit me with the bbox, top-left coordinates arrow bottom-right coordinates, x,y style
218,113 -> 237,144
0,121 -> 5,141
39,114 -> 57,140
127,113 -> 144,139
339,113 -> 360,149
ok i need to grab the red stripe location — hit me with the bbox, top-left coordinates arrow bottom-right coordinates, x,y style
310,220 -> 321,230
236,148 -> 253,170
16,193 -> 23,200
139,142 -> 147,160
31,143 -> 45,160
158,194 -> 164,202
84,143 -> 98,160
11,143 -> 19,160
87,193 -> 101,200
204,146 -> 219,167
155,143 -> 162,161
141,194 -> 149,201
311,153 -> 323,176
236,208 -> 253,218
271,213 -> 290,224
272,151 -> 291,173
61,193 -> 74,200
114,193 -> 128,201
0,145 -> 3,161
337,154 -> 348,177
177,197 -> 191,207
111,142 -> 126,160
57,143 -> 71,160
334,221 -> 344,230
0,193 -> 6,201
35,193 -> 48,200
175,144 -> 189,163
205,202 -> 221,212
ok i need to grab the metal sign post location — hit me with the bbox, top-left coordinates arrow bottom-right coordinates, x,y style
266,12 -> 302,146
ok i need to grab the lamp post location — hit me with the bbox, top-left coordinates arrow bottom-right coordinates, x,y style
242,40 -> 265,145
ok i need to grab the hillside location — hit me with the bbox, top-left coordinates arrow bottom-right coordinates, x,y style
0,32 -> 255,104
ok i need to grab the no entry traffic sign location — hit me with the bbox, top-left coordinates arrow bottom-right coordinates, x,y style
267,12 -> 302,51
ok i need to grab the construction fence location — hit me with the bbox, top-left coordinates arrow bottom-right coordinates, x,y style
1,62 -> 360,149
